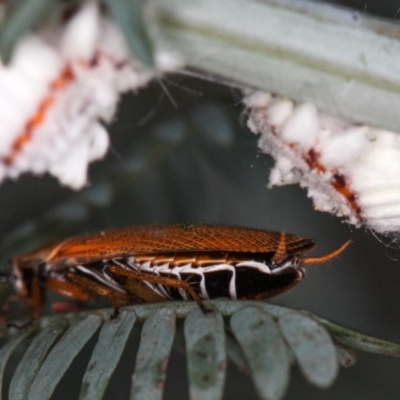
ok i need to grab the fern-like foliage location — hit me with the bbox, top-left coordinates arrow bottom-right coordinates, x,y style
0,301 -> 399,400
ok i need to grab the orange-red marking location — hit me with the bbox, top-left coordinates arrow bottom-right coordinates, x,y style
2,66 -> 75,165
301,148 -> 362,221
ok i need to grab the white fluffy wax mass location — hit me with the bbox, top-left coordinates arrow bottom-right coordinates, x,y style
0,3 -> 180,189
244,90 -> 400,234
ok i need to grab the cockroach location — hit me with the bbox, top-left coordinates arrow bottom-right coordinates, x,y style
2,224 -> 350,319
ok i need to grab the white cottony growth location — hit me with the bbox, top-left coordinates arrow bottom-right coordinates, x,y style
244,90 -> 400,234
0,3 -> 181,189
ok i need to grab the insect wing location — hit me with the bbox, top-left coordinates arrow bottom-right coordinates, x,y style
43,225 -> 315,266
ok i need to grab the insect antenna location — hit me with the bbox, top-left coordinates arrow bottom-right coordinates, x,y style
272,232 -> 287,263
301,240 -> 351,266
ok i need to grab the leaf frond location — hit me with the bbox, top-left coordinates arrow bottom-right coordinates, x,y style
0,300 -> 399,400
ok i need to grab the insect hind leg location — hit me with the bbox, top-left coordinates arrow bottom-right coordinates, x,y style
64,272 -> 131,320
105,264 -> 209,313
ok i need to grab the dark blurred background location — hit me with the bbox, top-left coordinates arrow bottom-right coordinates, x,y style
1,1 -> 400,399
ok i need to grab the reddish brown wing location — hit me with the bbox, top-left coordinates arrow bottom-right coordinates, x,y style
17,225 -> 316,267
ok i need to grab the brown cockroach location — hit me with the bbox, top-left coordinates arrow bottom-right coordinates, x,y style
2,224 -> 350,318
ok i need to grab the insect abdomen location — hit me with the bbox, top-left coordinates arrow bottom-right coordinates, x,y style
66,251 -> 301,303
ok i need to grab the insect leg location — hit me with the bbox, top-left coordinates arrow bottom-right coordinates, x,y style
5,275 -> 43,328
106,265 -> 208,312
45,277 -> 91,301
44,277 -> 95,315
63,272 -> 132,319
30,274 -> 44,320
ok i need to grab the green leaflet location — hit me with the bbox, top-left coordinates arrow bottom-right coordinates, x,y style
8,318 -> 69,400
0,301 -> 397,400
0,327 -> 37,400
80,310 -> 136,400
278,311 -> 338,388
0,0 -> 58,63
231,307 -> 290,400
131,308 -> 176,400
28,314 -> 103,400
184,307 -> 226,400
103,0 -> 154,66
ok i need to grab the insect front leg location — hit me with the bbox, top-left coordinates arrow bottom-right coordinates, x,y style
45,277 -> 91,302
28,274 -> 44,320
44,276 -> 92,314
4,274 -> 44,329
